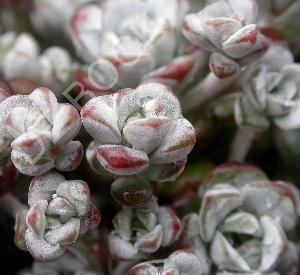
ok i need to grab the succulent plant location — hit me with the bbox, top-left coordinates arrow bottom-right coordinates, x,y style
1,0 -> 300,273
70,0 -> 190,87
0,32 -> 73,92
0,87 -> 83,176
108,197 -> 181,261
81,82 -> 196,181
235,45 -> 300,132
127,214 -> 210,274
182,0 -> 269,79
198,162 -> 300,274
14,171 -> 101,262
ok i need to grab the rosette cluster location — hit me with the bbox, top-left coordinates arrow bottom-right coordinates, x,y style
81,83 -> 196,182
198,162 -> 300,274
14,172 -> 101,262
0,87 -> 83,176
235,45 -> 300,132
0,32 -> 73,91
109,198 -> 181,261
182,0 -> 269,78
70,0 -> 189,87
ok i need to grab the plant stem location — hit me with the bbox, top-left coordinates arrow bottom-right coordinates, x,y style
182,71 -> 239,113
0,193 -> 25,218
228,128 -> 256,162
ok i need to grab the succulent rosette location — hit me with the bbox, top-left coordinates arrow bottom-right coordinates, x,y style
70,0 -> 189,87
109,197 -> 181,261
127,214 -> 210,274
235,45 -> 300,132
182,0 -> 269,79
81,83 -> 196,181
14,172 -> 101,262
0,87 -> 83,176
198,162 -> 300,274
0,32 -> 73,92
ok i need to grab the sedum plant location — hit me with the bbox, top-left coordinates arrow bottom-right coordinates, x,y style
0,87 -> 83,176
70,0 -> 190,87
14,171 -> 101,262
108,197 -> 181,261
198,162 -> 300,274
234,45 -> 300,131
81,82 -> 196,181
0,32 -> 74,92
0,0 -> 300,274
182,0 -> 269,79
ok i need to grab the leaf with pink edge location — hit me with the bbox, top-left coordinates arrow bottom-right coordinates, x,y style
96,145 -> 149,176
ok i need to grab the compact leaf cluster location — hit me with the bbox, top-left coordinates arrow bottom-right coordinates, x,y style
0,0 -> 300,274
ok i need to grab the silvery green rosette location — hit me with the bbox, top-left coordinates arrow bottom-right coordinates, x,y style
198,162 -> 300,274
235,45 -> 300,132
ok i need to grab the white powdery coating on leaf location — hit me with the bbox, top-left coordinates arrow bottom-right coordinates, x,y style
202,17 -> 242,50
97,145 -> 150,176
0,95 -> 32,138
109,232 -> 139,260
113,208 -> 133,240
25,171 -> 99,262
134,224 -> 163,253
0,87 -> 82,175
55,141 -> 83,171
123,117 -> 171,154
11,131 -> 52,157
26,200 -> 48,237
44,218 -> 80,245
81,95 -> 121,144
25,229 -> 65,263
28,172 -> 66,206
11,150 -> 55,176
135,83 -> 182,119
158,207 -> 181,247
29,87 -> 58,124
211,231 -> 251,272
260,216 -> 287,272
151,118 -> 196,164
56,181 -> 90,217
70,4 -> 103,61
6,106 -> 28,138
165,250 -> 206,274
82,82 -> 195,180
223,24 -> 259,59
51,103 -> 81,145
46,197 -> 76,220
200,185 -> 243,242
